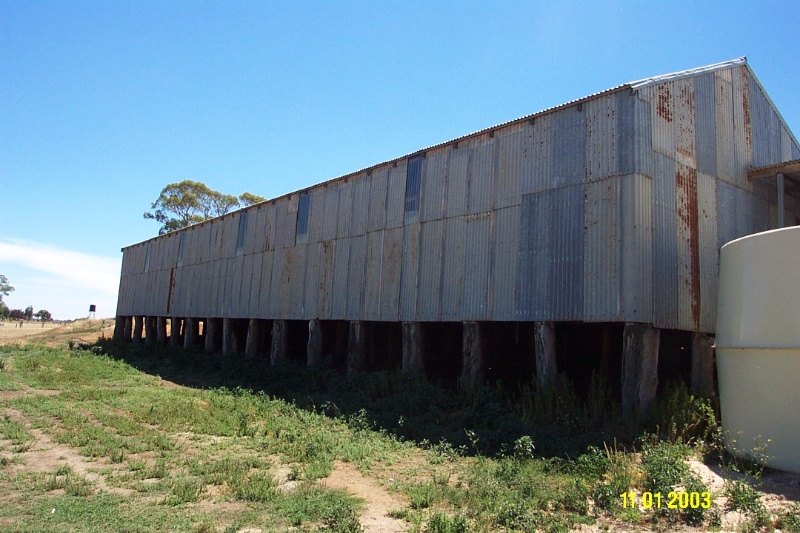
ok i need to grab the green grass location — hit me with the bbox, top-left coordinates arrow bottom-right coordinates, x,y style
0,339 -> 793,532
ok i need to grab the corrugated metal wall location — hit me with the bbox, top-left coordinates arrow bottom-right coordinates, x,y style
117,62 -> 799,334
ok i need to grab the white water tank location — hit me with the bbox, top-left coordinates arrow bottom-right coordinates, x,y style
716,226 -> 800,474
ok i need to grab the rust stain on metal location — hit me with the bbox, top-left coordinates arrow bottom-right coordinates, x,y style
676,166 -> 701,328
166,267 -> 176,314
657,84 -> 673,122
677,84 -> 696,164
740,68 -> 752,153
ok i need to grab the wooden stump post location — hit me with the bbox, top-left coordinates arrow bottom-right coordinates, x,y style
132,316 -> 144,344
621,323 -> 660,418
183,317 -> 197,349
307,319 -> 323,367
245,319 -> 261,357
401,322 -> 425,377
222,318 -> 233,354
460,322 -> 485,390
691,333 -> 715,397
157,317 -> 167,344
170,318 -> 182,347
534,321 -> 557,390
123,316 -> 133,342
346,321 -> 367,375
205,318 -> 218,353
113,317 -> 125,341
270,320 -> 287,365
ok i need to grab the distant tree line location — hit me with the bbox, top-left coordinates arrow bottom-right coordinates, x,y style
143,180 -> 266,235
0,275 -> 51,321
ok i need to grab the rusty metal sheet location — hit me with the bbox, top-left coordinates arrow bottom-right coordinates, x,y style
257,252 -> 274,319
227,255 -> 244,318
265,248 -> 283,317
697,172 -> 718,333
214,258 -> 227,317
493,125 -> 524,210
336,180 -> 354,238
367,167 -> 389,232
694,72 -> 718,177
490,206 -> 518,321
546,104 -> 586,188
379,228 -> 402,321
621,174 -> 653,322
441,216 -> 465,320
263,202 -> 277,252
275,198 -> 297,249
674,77 -> 697,169
318,240 -> 336,318
399,223 -> 420,320
675,162 -> 701,331
331,237 -> 350,318
616,90 -> 636,176
307,187 -> 326,244
303,241 -> 321,318
522,113 -> 553,195
445,145 -> 469,218
350,173 -> 370,237
651,153 -> 679,329
208,259 -> 228,318
732,65 -> 753,184
290,245 -> 307,319
364,230 -> 384,320
277,247 -> 294,317
647,81 -> 677,161
253,204 -> 268,252
715,69 -> 736,185
461,212 -> 492,320
421,147 -> 447,222
782,125 -> 799,161
416,220 -> 444,320
243,208 -> 259,256
386,160 -> 407,229
346,235 -> 367,320
236,253 -> 253,317
583,178 -> 621,321
467,136 -> 495,215
320,185 -> 339,242
584,95 -> 617,182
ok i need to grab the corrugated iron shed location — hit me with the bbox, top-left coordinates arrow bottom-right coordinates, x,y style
117,58 -> 800,334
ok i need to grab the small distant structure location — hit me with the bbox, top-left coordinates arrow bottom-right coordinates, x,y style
89,304 -> 96,319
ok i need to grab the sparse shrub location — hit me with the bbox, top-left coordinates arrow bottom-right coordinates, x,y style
322,499 -> 362,533
593,444 -> 635,512
647,382 -> 718,444
640,439 -> 690,494
682,473 -> 711,525
724,479 -> 765,516
426,512 -> 468,533
777,504 -> 800,533
512,435 -> 536,460
407,481 -> 437,510
233,471 -> 277,502
165,477 -> 203,505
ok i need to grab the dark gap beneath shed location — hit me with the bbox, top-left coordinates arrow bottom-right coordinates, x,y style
285,320 -> 309,363
555,322 -> 623,403
657,329 -> 692,396
367,321 -> 403,371
483,322 -> 535,389
424,322 -> 462,389
321,320 -> 350,372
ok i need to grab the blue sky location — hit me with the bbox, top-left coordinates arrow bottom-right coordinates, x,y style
2,0 -> 799,320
